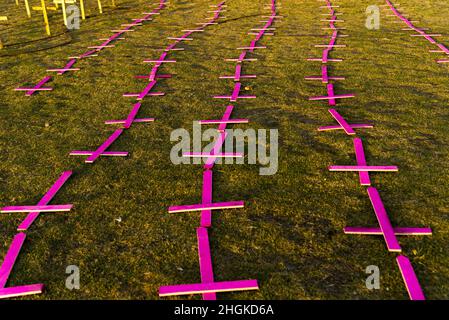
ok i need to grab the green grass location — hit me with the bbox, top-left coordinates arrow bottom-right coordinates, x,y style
0,0 -> 448,299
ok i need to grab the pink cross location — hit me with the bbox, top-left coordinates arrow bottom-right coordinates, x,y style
344,227 -> 432,236
0,233 -> 26,288
318,109 -> 373,134
15,76 -> 53,96
327,137 -> 375,185
105,102 -> 155,129
70,129 -> 127,163
225,51 -> 257,63
7,171 -> 73,231
47,59 -> 80,75
1,205 -> 72,213
308,48 -> 343,63
123,80 -> 165,100
305,65 -> 345,83
213,82 -> 256,102
159,228 -> 258,299
220,64 -> 257,82
168,201 -> 244,213
135,66 -> 171,82
0,233 -> 44,299
309,83 -> 355,105
328,138 -> 398,182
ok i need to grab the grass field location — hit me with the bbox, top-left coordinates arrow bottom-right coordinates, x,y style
0,0 -> 448,300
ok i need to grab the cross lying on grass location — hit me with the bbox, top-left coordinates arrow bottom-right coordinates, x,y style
159,228 -> 259,299
1,205 -> 72,213
47,59 -> 80,75
135,66 -> 172,82
214,82 -> 256,102
105,102 -> 155,129
344,227 -> 432,236
385,0 -> 449,62
318,109 -> 373,135
307,49 -> 343,63
16,0 -> 168,95
168,201 -> 244,213
317,30 -> 346,51
14,76 -> 53,96
328,138 -> 398,185
0,172 -> 72,298
305,65 -> 345,83
0,233 -> 44,299
348,186 -> 432,299
123,80 -> 165,100
143,51 -> 177,65
344,189 -> 431,250
70,129 -> 128,163
1,171 -> 73,231
220,64 -> 257,82
237,44 -> 266,51
225,50 -> 258,63
309,83 -> 355,106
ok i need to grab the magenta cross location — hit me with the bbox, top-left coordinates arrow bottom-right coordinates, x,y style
14,76 -> 53,96
213,82 -> 256,102
318,109 -> 373,134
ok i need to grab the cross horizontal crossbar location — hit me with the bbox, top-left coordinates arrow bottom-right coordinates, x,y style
168,201 -> 244,213
1,205 -> 72,213
159,280 -> 258,297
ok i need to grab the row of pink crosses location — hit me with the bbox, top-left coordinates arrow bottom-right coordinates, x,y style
382,0 -> 449,63
68,2 -> 226,164
306,0 -> 429,300
158,0 -> 281,300
0,0 -> 226,299
14,1 -> 169,96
